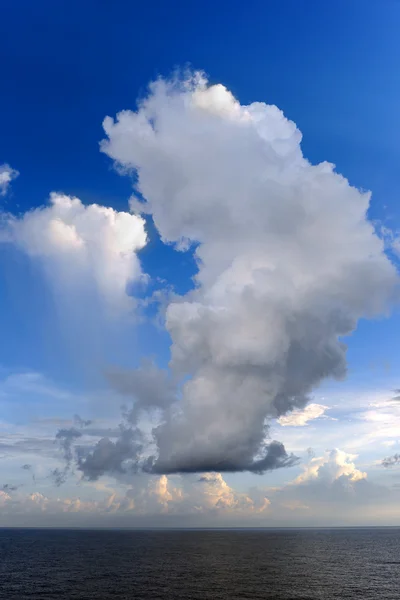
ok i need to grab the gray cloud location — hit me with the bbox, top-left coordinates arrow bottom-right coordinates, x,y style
100,71 -> 398,475
51,428 -> 82,486
77,427 -> 143,481
73,414 -> 92,428
147,440 -> 298,475
21,463 -> 36,482
2,483 -> 20,492
55,428 -> 82,462
382,454 -> 400,468
82,426 -> 122,438
106,360 -> 176,423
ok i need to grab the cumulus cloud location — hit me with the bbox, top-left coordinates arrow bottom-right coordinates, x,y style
292,448 -> 366,485
257,447 -> 400,526
122,471 -> 271,518
194,472 -> 270,514
0,470 -> 270,525
3,193 -> 147,313
0,489 -> 129,518
3,452 -> 399,526
99,71 -> 398,475
0,163 -> 19,196
278,402 -> 328,426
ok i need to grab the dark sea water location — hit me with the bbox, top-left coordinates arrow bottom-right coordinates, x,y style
0,528 -> 399,599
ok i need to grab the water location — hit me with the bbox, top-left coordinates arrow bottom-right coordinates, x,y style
0,528 -> 399,599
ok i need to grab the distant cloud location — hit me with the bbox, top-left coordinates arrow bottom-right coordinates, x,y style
2,483 -> 20,492
278,403 -> 328,427
1,446 -> 399,526
0,163 -> 19,196
73,414 -> 92,428
52,428 -> 82,486
293,449 -> 366,485
0,471 -> 270,524
382,453 -> 400,468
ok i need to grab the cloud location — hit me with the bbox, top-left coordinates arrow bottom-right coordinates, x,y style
258,447 -> 400,526
0,196 -> 149,379
21,463 -> 36,482
74,414 -> 92,428
121,471 -> 271,518
100,71 -> 398,474
0,163 -> 19,196
106,360 -> 177,421
3,193 -> 147,313
278,402 -> 328,426
0,370 -> 74,402
292,448 -> 366,485
124,474 -> 183,515
194,472 -> 270,514
51,427 -> 82,485
2,451 -> 400,526
0,490 -> 125,518
2,483 -> 20,492
382,453 -> 400,468
77,427 -> 143,481
0,469 -> 269,524
0,436 -> 57,458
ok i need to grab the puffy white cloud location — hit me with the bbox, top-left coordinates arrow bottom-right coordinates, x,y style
2,451 -> 400,526
101,71 -> 398,474
124,474 -> 183,515
121,471 -> 270,517
193,472 -> 270,514
0,490 -> 11,505
0,489 -> 127,517
259,447 -> 400,525
0,163 -> 19,196
5,193 -> 147,313
278,402 -> 328,426
0,469 -> 271,525
293,448 -> 366,485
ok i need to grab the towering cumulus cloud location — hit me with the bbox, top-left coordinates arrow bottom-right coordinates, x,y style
100,72 -> 397,475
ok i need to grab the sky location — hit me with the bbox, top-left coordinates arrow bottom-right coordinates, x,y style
1,0 -> 400,527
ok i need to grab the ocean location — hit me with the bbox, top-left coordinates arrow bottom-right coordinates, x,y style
0,528 -> 399,599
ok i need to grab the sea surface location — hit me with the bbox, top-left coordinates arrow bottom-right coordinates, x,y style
0,528 -> 399,599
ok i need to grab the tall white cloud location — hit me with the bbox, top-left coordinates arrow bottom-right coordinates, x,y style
101,71 -> 398,475
0,163 -> 19,196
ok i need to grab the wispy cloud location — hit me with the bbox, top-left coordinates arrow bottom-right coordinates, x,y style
0,163 -> 19,196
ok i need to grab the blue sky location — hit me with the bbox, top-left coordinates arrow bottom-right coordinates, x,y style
1,0 -> 400,527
